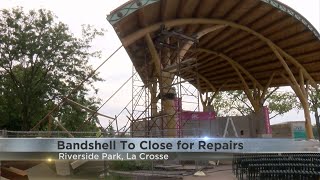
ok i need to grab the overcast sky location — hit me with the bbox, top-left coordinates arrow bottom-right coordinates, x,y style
1,0 -> 320,129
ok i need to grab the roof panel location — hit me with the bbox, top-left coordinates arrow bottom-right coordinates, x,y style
107,0 -> 320,91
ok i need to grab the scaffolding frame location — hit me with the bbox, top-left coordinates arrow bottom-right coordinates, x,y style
126,27 -> 211,138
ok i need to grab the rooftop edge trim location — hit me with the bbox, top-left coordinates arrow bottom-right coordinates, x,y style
106,0 -> 320,40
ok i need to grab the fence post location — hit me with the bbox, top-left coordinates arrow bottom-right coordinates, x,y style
1,130 -> 7,137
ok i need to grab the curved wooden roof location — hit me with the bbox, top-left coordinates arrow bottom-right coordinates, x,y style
107,0 -> 320,92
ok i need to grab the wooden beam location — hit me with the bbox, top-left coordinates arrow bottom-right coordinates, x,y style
299,69 -> 307,96
232,64 -> 259,112
121,18 -> 316,87
208,80 -> 230,104
196,48 -> 263,90
163,58 -> 197,72
281,73 -> 314,139
280,73 -> 299,96
268,42 -> 307,103
187,69 -> 217,92
178,25 -> 226,60
277,47 -> 317,88
2,167 -> 28,176
260,72 -> 276,100
65,98 -> 115,120
280,72 -> 290,84
145,33 -> 162,77
276,56 -> 313,138
297,69 -> 314,139
51,115 -> 74,138
194,54 -> 220,71
138,7 -> 146,27
160,0 -> 169,21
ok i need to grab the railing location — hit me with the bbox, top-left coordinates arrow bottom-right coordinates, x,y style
0,129 -> 211,138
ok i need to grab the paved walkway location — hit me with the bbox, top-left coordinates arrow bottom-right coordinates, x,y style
25,162 -> 237,180
184,165 -> 237,180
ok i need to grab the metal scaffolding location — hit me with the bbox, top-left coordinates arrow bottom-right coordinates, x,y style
126,26 -> 208,138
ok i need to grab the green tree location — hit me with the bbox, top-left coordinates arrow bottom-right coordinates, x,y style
210,88 -> 300,119
0,8 -> 103,131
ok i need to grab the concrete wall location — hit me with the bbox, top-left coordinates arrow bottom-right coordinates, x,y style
271,121 -> 306,139
131,111 -> 267,138
271,124 -> 291,138
179,114 -> 262,138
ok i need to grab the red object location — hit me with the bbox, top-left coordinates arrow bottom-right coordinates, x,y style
178,111 -> 216,137
263,106 -> 272,134
180,111 -> 215,121
174,98 -> 216,137
174,98 -> 182,112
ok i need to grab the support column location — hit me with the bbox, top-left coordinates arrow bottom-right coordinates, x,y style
160,71 -> 176,137
145,33 -> 177,137
281,73 -> 313,139
233,64 -> 260,113
299,70 -> 314,139
269,40 -> 314,139
301,95 -> 313,139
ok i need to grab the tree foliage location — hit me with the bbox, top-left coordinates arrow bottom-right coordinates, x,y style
210,88 -> 300,119
0,8 -> 104,131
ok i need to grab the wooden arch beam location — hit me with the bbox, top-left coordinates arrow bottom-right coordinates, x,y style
178,25 -> 227,60
122,18 -> 317,88
195,48 -> 264,91
186,69 -> 217,93
193,49 -> 261,112
145,33 -> 162,77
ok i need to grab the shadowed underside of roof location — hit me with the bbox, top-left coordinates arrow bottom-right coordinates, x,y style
107,0 -> 320,92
